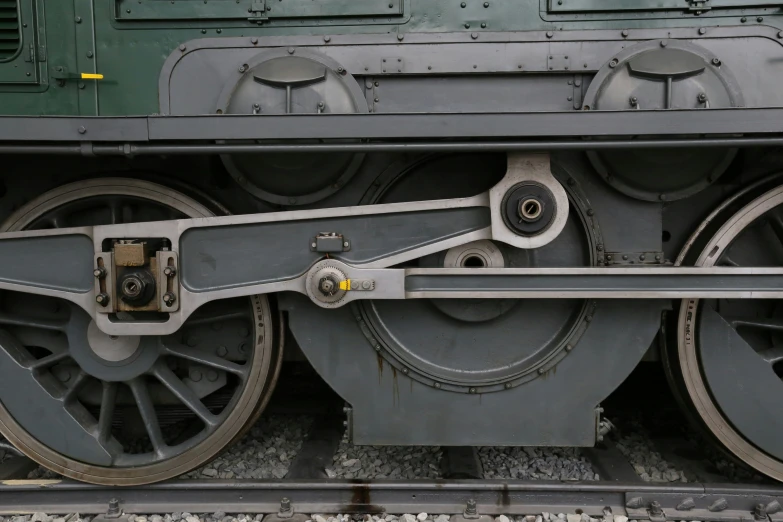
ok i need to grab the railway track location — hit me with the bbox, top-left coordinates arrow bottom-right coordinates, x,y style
0,365 -> 779,522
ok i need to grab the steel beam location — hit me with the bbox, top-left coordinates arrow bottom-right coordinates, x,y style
1,108 -> 783,143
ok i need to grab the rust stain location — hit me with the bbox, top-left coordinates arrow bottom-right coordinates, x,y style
377,352 -> 384,385
392,367 -> 399,407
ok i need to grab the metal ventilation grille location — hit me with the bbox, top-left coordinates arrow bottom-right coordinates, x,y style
0,0 -> 20,61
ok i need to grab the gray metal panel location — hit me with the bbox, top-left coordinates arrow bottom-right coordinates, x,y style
0,117 -> 149,141
179,207 -> 490,292
0,234 -> 94,293
371,75 -> 576,113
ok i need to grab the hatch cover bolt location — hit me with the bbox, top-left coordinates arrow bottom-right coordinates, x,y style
397,34 -> 404,41
238,64 -> 248,73
96,293 -> 110,307
711,57 -> 721,66
178,44 -> 186,52
74,16 -> 82,23
323,36 -> 331,42
609,58 -> 618,68
698,27 -> 706,35
621,29 -> 628,37
660,40 -> 668,47
251,37 -> 258,44
471,32 -> 478,39
484,1 -> 489,6
546,31 -> 554,38
741,16 -> 747,22
287,47 -> 295,54
78,126 -> 87,134
758,16 -> 764,22
754,503 -> 767,521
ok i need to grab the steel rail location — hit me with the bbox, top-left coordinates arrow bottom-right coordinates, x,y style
0,479 -> 781,520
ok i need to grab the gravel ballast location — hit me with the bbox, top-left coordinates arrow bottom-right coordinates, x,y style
326,438 -> 442,479
182,415 -> 311,479
479,446 -> 597,481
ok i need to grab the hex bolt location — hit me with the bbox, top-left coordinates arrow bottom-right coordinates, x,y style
546,31 -> 554,38
207,370 -> 219,382
217,345 -> 228,357
86,51 -> 94,58
96,293 -> 110,307
280,498 -> 292,514
107,498 -> 120,517
649,501 -> 663,517
251,37 -> 258,44
698,92 -> 708,103
397,34 -> 404,41
754,503 -> 767,521
323,36 -> 331,43
179,44 -> 186,51
609,58 -> 619,68
238,64 -> 248,73
639,254 -> 646,261
94,267 -> 107,279
163,292 -> 177,306
758,16 -> 764,22
660,40 -> 668,47
74,16 -> 82,23
190,369 -> 202,382
699,27 -> 706,35
621,29 -> 628,37
78,126 -> 87,135
741,16 -> 747,22
163,266 -> 177,278
465,499 -> 478,516
471,32 -> 478,39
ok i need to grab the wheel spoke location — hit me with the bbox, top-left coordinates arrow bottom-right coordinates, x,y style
152,361 -> 218,426
128,378 -> 167,456
62,370 -> 89,402
728,316 -> 783,332
769,211 -> 783,245
758,345 -> 783,365
185,309 -> 248,326
0,312 -> 68,331
97,382 -> 117,444
163,345 -> 248,378
29,351 -> 70,371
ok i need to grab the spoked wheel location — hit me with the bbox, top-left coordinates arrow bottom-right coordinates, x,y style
0,178 -> 282,485
673,182 -> 783,481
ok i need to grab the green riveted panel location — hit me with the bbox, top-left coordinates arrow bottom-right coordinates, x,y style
0,0 -> 42,84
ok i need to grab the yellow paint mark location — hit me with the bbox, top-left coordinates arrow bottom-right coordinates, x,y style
339,279 -> 351,291
80,73 -> 104,80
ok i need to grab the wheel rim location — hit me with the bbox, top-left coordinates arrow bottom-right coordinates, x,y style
677,183 -> 783,480
0,178 -> 281,484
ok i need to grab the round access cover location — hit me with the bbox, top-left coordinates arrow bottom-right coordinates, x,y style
583,40 -> 744,202
216,49 -> 367,206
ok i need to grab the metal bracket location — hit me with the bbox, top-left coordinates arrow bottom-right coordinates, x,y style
310,232 -> 350,253
94,253 -> 116,314
687,0 -> 711,12
248,0 -> 269,23
157,250 -> 180,312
